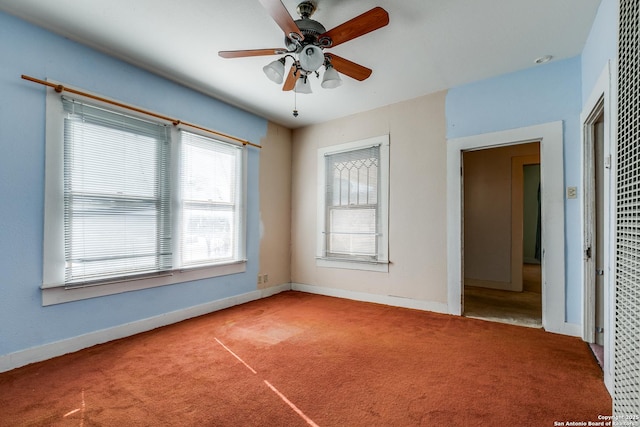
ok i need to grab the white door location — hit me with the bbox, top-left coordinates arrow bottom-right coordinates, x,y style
583,100 -> 606,347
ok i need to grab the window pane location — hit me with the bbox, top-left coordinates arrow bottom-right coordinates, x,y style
180,131 -> 242,267
182,142 -> 237,203
67,200 -> 160,280
66,120 -> 158,197
325,145 -> 380,259
328,148 -> 378,207
181,208 -> 234,263
63,99 -> 170,283
328,208 -> 377,256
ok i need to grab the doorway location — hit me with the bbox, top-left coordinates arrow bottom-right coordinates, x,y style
461,143 -> 542,328
579,62 -> 613,392
446,121 -> 568,335
583,98 -> 606,367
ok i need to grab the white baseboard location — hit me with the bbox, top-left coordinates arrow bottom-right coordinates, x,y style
0,284 -> 291,373
291,284 -> 584,338
291,283 -> 449,314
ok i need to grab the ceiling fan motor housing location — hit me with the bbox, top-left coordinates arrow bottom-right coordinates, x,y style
285,18 -> 327,52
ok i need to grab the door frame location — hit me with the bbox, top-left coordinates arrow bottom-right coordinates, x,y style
580,61 -> 615,393
447,121 -> 570,335
581,97 -> 604,344
511,153 -> 541,292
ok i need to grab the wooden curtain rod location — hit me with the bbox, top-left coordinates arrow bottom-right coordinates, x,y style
21,74 -> 262,149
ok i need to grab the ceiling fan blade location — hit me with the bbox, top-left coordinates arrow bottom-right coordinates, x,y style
282,65 -> 297,91
218,48 -> 288,58
258,0 -> 304,41
319,7 -> 389,48
326,54 -> 372,81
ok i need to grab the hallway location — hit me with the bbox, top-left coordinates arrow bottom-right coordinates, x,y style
464,264 -> 542,328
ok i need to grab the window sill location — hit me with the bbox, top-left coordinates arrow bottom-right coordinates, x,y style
316,257 -> 389,273
41,261 -> 246,306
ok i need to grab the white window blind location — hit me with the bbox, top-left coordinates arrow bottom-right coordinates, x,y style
43,91 -> 249,304
180,131 -> 243,267
62,98 -> 171,284
323,144 -> 384,262
316,135 -> 389,272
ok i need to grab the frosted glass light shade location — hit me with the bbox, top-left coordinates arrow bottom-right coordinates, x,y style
321,66 -> 342,89
294,76 -> 312,94
299,45 -> 324,72
263,59 -> 285,84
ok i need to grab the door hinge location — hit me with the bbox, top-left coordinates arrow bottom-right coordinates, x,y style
596,269 -> 604,276
585,246 -> 592,259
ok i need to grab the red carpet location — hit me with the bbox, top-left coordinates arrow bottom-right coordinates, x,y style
0,291 -> 611,426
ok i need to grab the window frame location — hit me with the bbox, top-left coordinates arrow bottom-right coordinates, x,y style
61,97 -> 174,283
42,87 -> 247,306
177,129 -> 245,268
316,135 -> 390,272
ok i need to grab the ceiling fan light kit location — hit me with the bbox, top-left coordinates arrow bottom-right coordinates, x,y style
263,58 -> 287,84
219,0 -> 389,116
294,74 -> 313,94
298,44 -> 324,72
321,65 -> 342,89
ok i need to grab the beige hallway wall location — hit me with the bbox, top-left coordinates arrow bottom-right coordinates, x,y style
259,122 -> 292,288
290,91 -> 448,307
463,143 -> 540,290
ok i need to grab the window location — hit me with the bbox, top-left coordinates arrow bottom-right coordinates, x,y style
316,135 -> 390,272
43,92 -> 246,304
179,131 -> 243,267
62,98 -> 172,283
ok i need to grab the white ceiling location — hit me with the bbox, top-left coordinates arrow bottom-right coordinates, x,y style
0,0 -> 602,129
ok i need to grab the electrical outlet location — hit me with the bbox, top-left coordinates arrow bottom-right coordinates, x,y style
566,186 -> 578,199
257,274 -> 262,284
263,274 -> 268,284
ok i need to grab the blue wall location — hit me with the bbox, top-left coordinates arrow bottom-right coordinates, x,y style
444,0 -> 618,327
445,57 -> 583,324
0,12 -> 267,357
581,0 -> 618,104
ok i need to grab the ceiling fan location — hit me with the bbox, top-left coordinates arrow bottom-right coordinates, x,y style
218,0 -> 389,94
